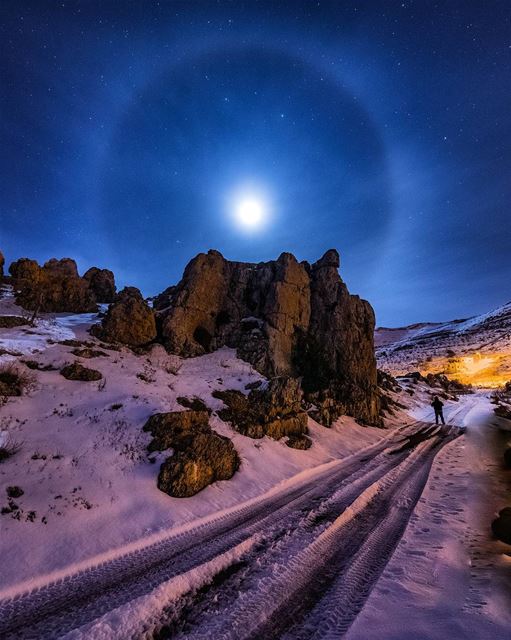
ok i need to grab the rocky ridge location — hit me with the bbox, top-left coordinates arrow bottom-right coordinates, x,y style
8,257 -> 116,314
156,248 -> 379,426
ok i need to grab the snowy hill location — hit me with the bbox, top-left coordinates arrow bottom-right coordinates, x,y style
0,285 -> 382,591
376,301 -> 511,387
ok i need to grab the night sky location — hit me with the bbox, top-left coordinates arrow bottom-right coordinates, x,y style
1,1 -> 510,326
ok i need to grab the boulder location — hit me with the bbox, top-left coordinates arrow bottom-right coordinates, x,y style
9,258 -> 97,313
60,362 -> 102,381
492,507 -> 511,545
143,410 -> 239,497
91,287 -> 156,347
286,434 -> 312,450
143,409 -> 211,452
0,316 -> 29,328
214,377 -> 308,441
9,258 -> 39,282
71,347 -> 108,359
157,249 -> 380,426
177,396 -> 212,413
43,258 -> 79,277
83,267 -> 116,303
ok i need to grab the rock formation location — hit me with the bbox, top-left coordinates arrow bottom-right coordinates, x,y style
83,267 -> 116,303
0,250 -> 4,279
9,258 -> 97,313
492,507 -> 511,545
43,258 -> 79,277
157,249 -> 379,425
143,410 -> 240,497
213,377 -> 309,444
91,287 -> 156,346
60,362 -> 103,381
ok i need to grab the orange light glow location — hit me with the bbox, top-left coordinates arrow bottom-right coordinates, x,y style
421,351 -> 511,388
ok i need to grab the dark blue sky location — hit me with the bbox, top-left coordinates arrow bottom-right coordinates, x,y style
1,1 -> 510,326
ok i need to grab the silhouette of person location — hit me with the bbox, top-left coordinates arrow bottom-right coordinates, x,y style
431,396 -> 445,425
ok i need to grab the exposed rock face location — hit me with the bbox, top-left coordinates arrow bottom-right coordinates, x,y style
492,507 -> 511,545
158,249 -> 379,425
286,434 -> 312,450
213,377 -> 309,440
0,316 -> 29,328
9,258 -> 40,283
60,362 -> 102,381
83,267 -> 116,303
9,258 -> 97,313
91,287 -> 156,347
43,258 -> 79,277
143,410 -> 239,497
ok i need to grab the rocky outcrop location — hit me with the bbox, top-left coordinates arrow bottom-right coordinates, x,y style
43,258 -> 79,277
9,258 -> 97,313
8,258 -> 40,283
0,316 -> 29,328
91,287 -> 156,347
60,362 -> 102,381
143,410 -> 239,497
286,434 -> 312,449
83,267 -> 116,303
157,249 -> 379,425
492,507 -> 511,545
0,250 -> 4,279
213,377 -> 308,440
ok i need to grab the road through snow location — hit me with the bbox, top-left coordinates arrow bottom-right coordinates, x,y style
0,421 -> 462,639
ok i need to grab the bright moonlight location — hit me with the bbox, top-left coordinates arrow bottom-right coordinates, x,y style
236,198 -> 265,228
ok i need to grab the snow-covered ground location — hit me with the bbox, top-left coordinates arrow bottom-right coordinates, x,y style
376,300 -> 511,387
1,286 -> 510,639
346,391 -> 511,639
0,290 -> 382,593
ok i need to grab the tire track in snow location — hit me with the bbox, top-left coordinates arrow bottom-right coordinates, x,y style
0,422 -> 459,639
182,430 -> 457,640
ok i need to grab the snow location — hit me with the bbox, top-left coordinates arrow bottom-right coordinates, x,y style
63,535 -> 260,640
376,300 -> 511,386
2,288 -> 511,638
345,391 -> 511,640
0,294 -> 382,593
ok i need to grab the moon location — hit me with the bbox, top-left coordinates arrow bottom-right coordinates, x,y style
236,198 -> 265,227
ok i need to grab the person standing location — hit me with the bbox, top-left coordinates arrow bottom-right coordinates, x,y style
431,396 -> 445,425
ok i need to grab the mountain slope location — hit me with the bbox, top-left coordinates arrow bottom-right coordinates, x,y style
376,301 -> 511,387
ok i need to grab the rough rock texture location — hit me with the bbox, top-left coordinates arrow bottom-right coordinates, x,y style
0,316 -> 29,328
286,434 -> 312,450
143,410 -> 239,497
214,377 -> 309,440
43,258 -> 79,277
158,249 -> 379,425
91,287 -> 156,347
60,362 -> 102,381
71,347 -> 108,359
492,507 -> 511,545
8,258 -> 40,283
9,258 -> 97,313
83,267 -> 116,303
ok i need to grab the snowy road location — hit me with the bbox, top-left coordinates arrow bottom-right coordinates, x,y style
0,421 -> 462,639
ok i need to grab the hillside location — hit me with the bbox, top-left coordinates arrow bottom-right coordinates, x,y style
376,301 -> 511,387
